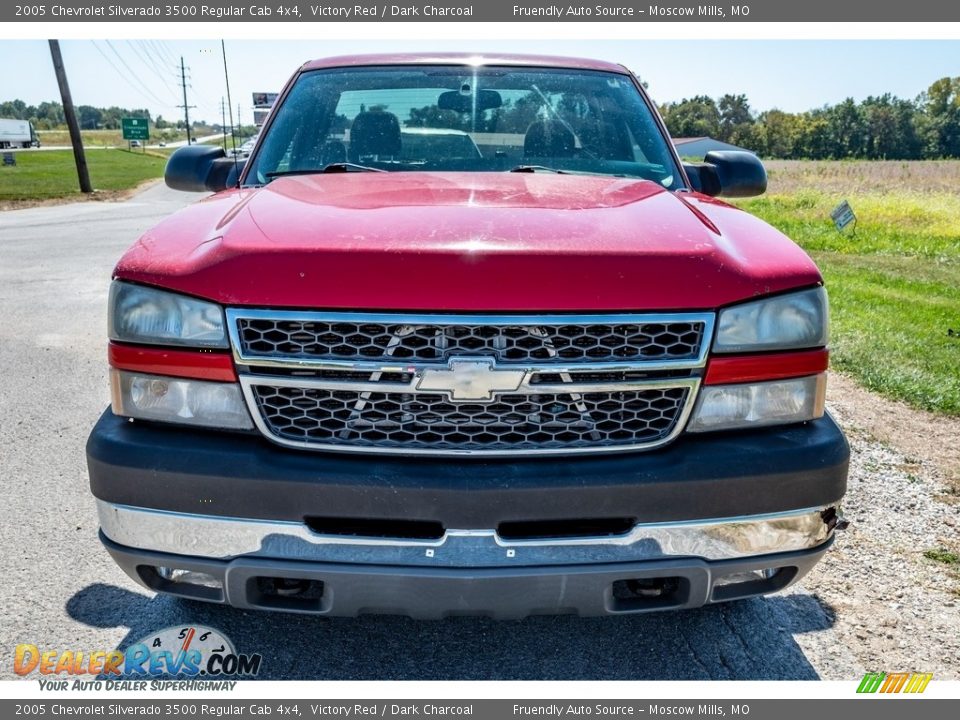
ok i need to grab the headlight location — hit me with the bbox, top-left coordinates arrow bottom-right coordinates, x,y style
111,370 -> 252,430
686,375 -> 826,432
714,287 -> 828,353
109,281 -> 227,348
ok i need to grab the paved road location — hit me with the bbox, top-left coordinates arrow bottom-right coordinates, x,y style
0,185 -> 862,681
10,133 -> 226,151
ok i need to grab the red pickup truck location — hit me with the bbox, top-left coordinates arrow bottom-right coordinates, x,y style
87,53 -> 848,618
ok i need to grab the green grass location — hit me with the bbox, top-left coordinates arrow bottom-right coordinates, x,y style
736,163 -> 960,416
742,191 -> 960,259
0,149 -> 166,201
923,548 -> 960,566
35,128 -> 190,147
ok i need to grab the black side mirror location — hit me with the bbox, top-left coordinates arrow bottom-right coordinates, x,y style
165,144 -> 244,192
683,150 -> 766,198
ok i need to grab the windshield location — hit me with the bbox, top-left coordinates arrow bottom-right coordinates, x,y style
244,65 -> 681,187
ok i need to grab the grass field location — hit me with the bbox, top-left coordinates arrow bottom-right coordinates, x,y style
738,160 -> 960,416
0,149 -> 166,201
35,128 -> 189,147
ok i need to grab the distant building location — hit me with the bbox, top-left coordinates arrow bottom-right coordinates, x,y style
672,136 -> 755,158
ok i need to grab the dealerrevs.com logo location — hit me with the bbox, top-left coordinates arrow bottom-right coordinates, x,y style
856,672 -> 933,694
15,625 -> 262,683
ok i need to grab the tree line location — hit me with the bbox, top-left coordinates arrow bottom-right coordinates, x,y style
659,76 -> 960,159
0,99 -> 195,132
6,75 -> 960,159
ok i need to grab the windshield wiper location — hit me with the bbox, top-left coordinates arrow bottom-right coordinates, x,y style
508,165 -> 617,177
265,162 -> 386,178
508,165 -> 570,174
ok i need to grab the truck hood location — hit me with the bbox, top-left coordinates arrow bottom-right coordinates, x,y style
115,172 -> 821,311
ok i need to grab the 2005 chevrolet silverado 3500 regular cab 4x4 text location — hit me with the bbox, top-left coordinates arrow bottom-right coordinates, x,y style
87,53 -> 848,618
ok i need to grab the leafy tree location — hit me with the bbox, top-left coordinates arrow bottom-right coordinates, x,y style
0,99 -> 28,119
917,77 -> 960,158
718,94 -> 753,143
490,93 -> 547,134
77,105 -> 103,130
794,110 -> 832,159
406,106 -> 471,131
825,98 -> 866,158
755,110 -> 800,158
660,96 -> 721,138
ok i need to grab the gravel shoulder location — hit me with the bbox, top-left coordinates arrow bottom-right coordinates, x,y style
799,374 -> 960,678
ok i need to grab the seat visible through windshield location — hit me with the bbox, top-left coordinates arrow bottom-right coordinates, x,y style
246,65 -> 680,187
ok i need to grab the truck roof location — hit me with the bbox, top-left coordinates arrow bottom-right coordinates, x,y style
300,53 -> 629,74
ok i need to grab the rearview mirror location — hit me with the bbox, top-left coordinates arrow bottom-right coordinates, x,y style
437,89 -> 503,114
683,150 -> 766,198
165,144 -> 244,193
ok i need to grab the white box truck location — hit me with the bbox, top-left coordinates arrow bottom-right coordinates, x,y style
0,119 -> 40,149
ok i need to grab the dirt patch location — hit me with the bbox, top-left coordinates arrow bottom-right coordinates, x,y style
0,178 -> 163,212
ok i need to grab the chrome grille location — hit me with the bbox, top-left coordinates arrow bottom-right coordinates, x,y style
251,386 -> 689,452
236,316 -> 704,363
227,310 -> 713,456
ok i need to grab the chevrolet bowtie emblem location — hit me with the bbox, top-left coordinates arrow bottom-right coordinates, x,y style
417,358 -> 526,401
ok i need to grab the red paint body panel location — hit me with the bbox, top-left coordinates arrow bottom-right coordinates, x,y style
300,53 -> 629,74
114,173 -> 822,312
705,349 -> 830,385
109,343 -> 237,382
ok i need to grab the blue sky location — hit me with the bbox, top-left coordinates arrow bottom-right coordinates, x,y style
1,39 -> 956,123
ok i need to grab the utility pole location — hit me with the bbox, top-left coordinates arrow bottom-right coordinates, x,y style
237,104 -> 242,144
220,97 -> 227,151
178,57 -> 195,145
48,40 -> 92,193
221,40 -> 238,159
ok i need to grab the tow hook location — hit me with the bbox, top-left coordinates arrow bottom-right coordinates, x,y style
821,507 -> 850,532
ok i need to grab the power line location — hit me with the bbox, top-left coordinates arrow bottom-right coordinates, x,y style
126,40 -> 167,83
138,40 -> 176,80
222,40 -> 240,177
127,40 -> 180,101
90,40 -> 174,113
150,40 -> 178,69
103,39 -> 171,108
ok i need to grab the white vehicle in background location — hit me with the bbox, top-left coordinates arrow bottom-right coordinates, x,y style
234,136 -> 258,158
0,119 -> 40,149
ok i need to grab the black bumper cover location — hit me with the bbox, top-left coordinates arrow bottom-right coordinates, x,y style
87,409 -> 848,527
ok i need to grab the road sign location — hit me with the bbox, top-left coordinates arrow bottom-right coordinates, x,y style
121,117 -> 149,141
830,200 -> 856,232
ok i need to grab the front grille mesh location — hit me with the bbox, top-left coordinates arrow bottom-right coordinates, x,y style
237,319 -> 704,363
251,386 -> 689,452
232,311 -> 710,455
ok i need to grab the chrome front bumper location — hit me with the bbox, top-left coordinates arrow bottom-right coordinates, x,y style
97,500 -> 840,568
